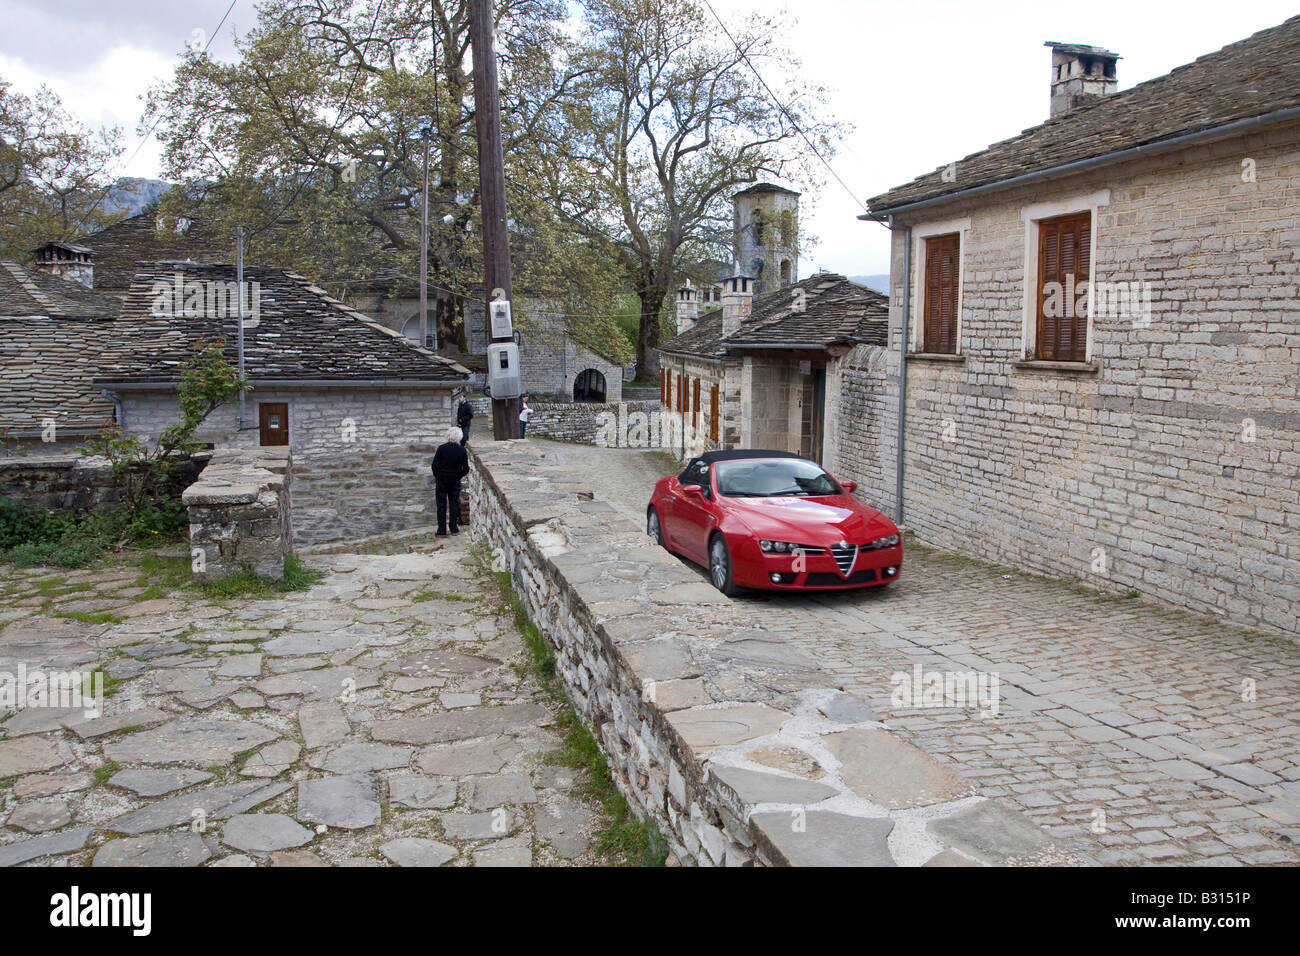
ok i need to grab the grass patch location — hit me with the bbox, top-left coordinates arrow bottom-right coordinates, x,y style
550,710 -> 669,868
93,760 -> 120,785
411,589 -> 469,603
83,667 -> 123,699
196,555 -> 324,600
57,610 -> 124,625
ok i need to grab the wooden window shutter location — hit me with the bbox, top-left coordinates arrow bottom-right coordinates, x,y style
1036,212 -> 1091,362
922,233 -> 960,354
709,384 -> 719,442
692,378 -> 700,428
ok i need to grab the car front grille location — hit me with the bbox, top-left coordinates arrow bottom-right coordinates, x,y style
829,543 -> 858,575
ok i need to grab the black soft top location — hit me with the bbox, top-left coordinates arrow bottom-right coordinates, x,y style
696,449 -> 810,465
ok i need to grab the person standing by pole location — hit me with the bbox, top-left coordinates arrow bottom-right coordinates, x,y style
456,393 -> 474,445
518,393 -> 532,439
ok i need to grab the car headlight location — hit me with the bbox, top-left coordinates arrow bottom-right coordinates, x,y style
868,534 -> 900,549
760,540 -> 798,554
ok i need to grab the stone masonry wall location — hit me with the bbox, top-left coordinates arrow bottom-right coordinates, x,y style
837,124 -> 1300,637
0,455 -> 119,514
468,399 -> 664,447
184,445 -> 292,581
117,386 -> 455,545
468,439 -> 1085,866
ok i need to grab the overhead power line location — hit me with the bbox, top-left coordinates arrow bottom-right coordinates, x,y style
698,0 -> 868,213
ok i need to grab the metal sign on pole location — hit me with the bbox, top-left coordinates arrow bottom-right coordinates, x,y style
470,0 -> 520,440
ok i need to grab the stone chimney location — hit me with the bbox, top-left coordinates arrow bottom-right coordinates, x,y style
34,242 -> 94,289
721,271 -> 753,338
676,280 -> 699,334
1045,42 -> 1119,118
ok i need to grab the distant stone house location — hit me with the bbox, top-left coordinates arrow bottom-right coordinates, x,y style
52,212 -> 617,403
656,272 -> 888,462
0,258 -> 120,455
854,17 -> 1300,636
91,263 -> 470,545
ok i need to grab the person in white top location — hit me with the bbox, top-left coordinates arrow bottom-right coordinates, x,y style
518,394 -> 532,438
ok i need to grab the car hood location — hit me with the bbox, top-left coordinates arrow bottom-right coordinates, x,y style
722,495 -> 898,545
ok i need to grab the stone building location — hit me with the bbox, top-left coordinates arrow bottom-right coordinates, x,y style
91,263 -> 469,544
657,272 -> 888,462
852,17 -> 1300,636
0,258 -> 120,455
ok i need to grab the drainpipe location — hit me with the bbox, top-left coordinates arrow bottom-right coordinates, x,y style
99,388 -> 124,430
895,218 -> 911,525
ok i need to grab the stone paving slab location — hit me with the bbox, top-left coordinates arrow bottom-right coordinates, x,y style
0,544 -> 607,867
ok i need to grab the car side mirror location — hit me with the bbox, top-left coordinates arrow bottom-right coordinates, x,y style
840,480 -> 857,493
682,484 -> 704,497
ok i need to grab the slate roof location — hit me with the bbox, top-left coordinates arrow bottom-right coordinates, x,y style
0,258 -> 121,320
0,259 -> 120,433
76,212 -> 226,295
657,273 -> 888,360
727,275 -> 889,349
94,263 -> 470,386
867,15 -> 1300,214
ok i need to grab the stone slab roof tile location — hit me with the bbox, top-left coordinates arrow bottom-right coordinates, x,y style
657,274 -> 889,360
93,263 -> 469,386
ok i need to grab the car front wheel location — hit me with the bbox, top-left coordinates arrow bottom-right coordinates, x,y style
647,507 -> 666,549
709,534 -> 741,597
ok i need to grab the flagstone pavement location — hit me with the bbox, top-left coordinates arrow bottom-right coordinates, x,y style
0,537 -> 602,867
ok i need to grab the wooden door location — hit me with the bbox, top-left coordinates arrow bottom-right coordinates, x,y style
259,403 -> 289,446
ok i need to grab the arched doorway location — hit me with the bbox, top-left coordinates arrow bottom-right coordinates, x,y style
573,369 -> 606,403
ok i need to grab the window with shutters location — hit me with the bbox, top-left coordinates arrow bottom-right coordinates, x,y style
709,384 -> 719,442
1035,211 -> 1091,362
661,368 -> 668,403
921,233 -> 960,354
692,378 -> 700,429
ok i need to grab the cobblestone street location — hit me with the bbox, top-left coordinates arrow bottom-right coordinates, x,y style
538,439 -> 1300,866
0,535 -> 603,867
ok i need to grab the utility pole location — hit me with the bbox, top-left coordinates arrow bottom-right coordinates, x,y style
419,126 -> 431,349
469,0 -> 519,440
236,225 -> 246,431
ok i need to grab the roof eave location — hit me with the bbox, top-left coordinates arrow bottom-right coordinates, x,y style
863,104 -> 1300,220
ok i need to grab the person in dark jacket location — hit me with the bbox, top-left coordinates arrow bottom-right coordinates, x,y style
432,426 -> 470,536
456,395 -> 474,445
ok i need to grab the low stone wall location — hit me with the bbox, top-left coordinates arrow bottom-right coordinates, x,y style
469,440 -> 1086,866
184,446 -> 293,581
467,399 -> 663,446
0,455 -> 118,513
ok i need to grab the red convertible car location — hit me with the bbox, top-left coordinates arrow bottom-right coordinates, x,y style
646,450 -> 902,596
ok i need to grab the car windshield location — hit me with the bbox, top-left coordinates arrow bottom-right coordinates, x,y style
714,458 -> 842,498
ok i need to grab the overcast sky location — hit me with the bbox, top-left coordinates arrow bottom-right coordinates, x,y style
2,0 -> 1297,276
